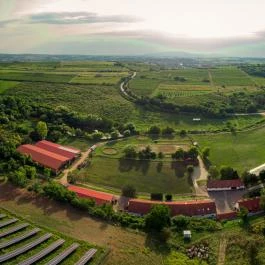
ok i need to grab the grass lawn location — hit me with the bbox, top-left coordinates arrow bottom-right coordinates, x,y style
193,125 -> 265,173
78,156 -> 193,194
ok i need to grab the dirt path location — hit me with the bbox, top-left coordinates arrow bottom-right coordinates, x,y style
217,235 -> 227,265
60,148 -> 93,185
208,70 -> 214,87
192,157 -> 209,197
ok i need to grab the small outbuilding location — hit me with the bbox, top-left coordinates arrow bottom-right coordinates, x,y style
183,230 -> 191,240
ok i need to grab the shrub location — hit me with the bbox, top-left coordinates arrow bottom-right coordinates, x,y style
151,193 -> 163,201
122,185 -> 137,198
165,194 -> 172,201
145,204 -> 171,231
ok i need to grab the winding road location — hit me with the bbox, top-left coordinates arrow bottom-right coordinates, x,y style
120,72 -> 136,98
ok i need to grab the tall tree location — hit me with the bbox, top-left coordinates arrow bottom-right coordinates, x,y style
36,121 -> 48,140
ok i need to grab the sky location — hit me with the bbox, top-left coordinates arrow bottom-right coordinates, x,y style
0,0 -> 264,57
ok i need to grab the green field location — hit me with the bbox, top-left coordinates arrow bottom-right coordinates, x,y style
1,61 -> 265,132
209,67 -> 255,86
69,71 -> 129,85
193,125 -> 265,173
0,71 -> 75,83
0,80 -> 19,93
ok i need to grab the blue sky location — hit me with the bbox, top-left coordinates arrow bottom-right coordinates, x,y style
0,0 -> 264,56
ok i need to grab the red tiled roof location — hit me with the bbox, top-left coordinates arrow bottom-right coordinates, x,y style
17,144 -> 69,171
238,197 -> 261,213
128,199 -> 216,216
36,140 -> 80,159
207,179 -> 245,189
68,185 -> 114,205
217,211 -> 237,221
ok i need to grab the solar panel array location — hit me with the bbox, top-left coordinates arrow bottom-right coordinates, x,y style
0,211 -> 98,264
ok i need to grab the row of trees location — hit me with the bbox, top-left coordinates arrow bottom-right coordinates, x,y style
123,145 -> 164,160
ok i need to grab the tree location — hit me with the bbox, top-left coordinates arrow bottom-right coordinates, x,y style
36,121 -> 48,140
187,147 -> 198,160
24,165 -> 36,179
158,152 -> 164,159
122,185 -> 136,198
110,130 -> 119,139
172,148 -> 185,160
148,126 -> 161,135
259,170 -> 265,182
237,206 -> 249,225
43,168 -> 51,178
145,204 -> 171,231
187,165 -> 194,177
202,147 -> 210,159
162,127 -> 175,135
179,129 -> 187,137
208,166 -> 219,179
123,145 -> 137,159
260,189 -> 265,210
220,166 -> 238,180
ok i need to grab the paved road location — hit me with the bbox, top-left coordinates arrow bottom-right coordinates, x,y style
208,189 -> 246,213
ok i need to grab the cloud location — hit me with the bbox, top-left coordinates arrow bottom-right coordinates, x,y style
0,11 -> 142,27
93,29 -> 265,52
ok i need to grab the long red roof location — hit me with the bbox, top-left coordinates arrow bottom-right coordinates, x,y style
17,144 -> 69,171
68,185 -> 114,205
128,199 -> 216,216
207,179 -> 245,189
36,140 -> 80,159
238,197 -> 261,212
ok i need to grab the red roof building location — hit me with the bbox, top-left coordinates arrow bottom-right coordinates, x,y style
238,197 -> 261,213
36,140 -> 81,160
127,199 -> 216,217
207,179 -> 245,191
17,144 -> 70,172
68,185 -> 115,205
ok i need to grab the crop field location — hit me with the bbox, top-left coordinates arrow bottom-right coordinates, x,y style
69,71 -> 129,85
0,71 -> 75,83
154,84 -> 213,97
193,125 -> 265,173
129,78 -> 160,96
253,77 -> 265,86
0,207 -> 105,265
0,81 -> 19,93
1,61 -> 265,132
209,67 -> 255,86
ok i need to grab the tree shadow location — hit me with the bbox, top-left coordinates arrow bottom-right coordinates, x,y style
118,159 -> 150,175
171,161 -> 186,178
144,232 -> 171,256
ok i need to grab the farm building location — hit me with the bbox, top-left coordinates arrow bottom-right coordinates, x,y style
36,140 -> 81,160
127,199 -> 216,217
17,140 -> 81,174
68,185 -> 116,205
237,197 -> 262,214
207,179 -> 245,191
